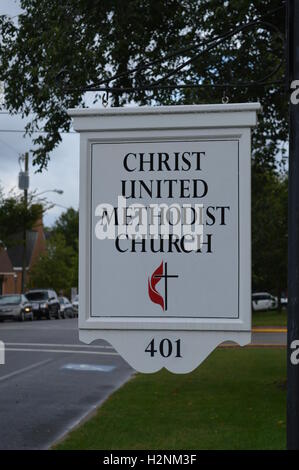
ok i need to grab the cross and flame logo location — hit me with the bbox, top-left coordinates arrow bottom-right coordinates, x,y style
148,261 -> 179,312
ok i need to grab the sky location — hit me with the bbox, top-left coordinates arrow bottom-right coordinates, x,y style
0,0 -> 83,226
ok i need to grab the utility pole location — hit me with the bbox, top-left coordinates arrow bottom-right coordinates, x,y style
21,152 -> 29,294
287,0 -> 299,450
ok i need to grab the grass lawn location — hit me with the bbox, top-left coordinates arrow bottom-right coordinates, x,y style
55,348 -> 286,450
252,309 -> 287,327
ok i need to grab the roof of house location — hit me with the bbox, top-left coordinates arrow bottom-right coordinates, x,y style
0,247 -> 14,274
6,230 -> 38,268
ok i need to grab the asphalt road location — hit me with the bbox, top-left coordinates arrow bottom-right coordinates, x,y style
0,318 -> 133,450
0,319 -> 286,450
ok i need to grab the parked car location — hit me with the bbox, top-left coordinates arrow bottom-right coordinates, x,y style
252,292 -> 278,311
0,294 -> 33,322
280,296 -> 288,309
25,289 -> 61,319
72,294 -> 79,317
59,297 -> 74,319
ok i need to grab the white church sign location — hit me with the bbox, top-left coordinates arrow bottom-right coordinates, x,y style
69,103 -> 261,373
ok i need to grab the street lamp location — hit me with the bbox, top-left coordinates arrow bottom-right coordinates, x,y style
48,203 -> 69,210
34,189 -> 64,197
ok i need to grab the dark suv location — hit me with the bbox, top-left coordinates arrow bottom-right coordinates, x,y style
25,289 -> 61,320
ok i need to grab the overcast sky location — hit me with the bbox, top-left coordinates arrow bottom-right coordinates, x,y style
0,0 -> 84,226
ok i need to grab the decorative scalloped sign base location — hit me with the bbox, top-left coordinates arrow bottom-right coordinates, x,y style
80,330 -> 251,374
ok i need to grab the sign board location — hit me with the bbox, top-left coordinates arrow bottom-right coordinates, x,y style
69,103 -> 261,373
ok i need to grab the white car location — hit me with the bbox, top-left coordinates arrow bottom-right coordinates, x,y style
252,292 -> 278,311
72,294 -> 79,317
59,297 -> 74,319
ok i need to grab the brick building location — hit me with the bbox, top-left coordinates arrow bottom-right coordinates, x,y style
0,217 -> 46,295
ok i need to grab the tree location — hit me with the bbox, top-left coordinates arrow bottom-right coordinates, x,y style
0,189 -> 43,248
0,0 -> 286,171
51,207 -> 78,252
0,1 -> 288,299
29,207 -> 79,293
28,233 -> 77,295
252,169 -> 288,304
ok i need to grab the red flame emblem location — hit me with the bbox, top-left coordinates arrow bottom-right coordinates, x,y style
148,261 -> 165,311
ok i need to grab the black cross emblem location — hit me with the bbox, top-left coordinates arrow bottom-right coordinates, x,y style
153,262 -> 179,311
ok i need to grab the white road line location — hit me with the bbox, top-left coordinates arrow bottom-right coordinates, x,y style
62,364 -> 116,372
0,326 -> 77,331
5,342 -> 114,350
0,359 -> 51,383
5,347 -> 119,356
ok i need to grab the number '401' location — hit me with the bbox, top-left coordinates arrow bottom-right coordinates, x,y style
145,338 -> 182,358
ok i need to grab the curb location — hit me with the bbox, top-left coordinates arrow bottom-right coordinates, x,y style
252,328 -> 287,333
219,344 -> 286,349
